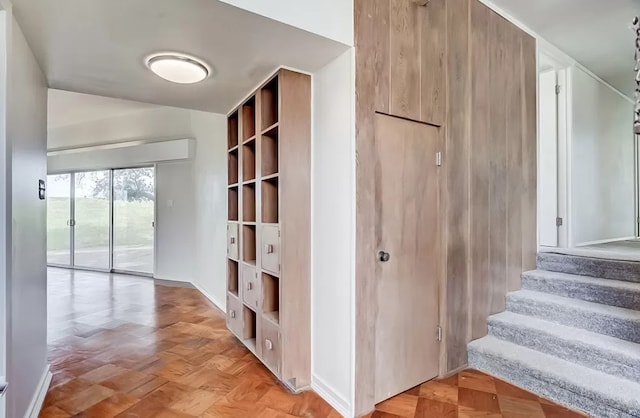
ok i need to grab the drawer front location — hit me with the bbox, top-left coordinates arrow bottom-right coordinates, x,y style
226,294 -> 243,337
261,225 -> 280,274
241,264 -> 260,310
227,223 -> 239,260
261,318 -> 281,375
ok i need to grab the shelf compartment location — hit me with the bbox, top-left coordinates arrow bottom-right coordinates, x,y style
242,97 -> 256,141
261,77 -> 279,128
228,111 -> 239,149
243,305 -> 257,342
242,225 -> 256,264
262,177 -> 279,224
262,273 -> 279,324
243,139 -> 256,181
261,130 -> 279,177
228,260 -> 239,296
228,148 -> 239,185
243,183 -> 256,222
228,186 -> 238,221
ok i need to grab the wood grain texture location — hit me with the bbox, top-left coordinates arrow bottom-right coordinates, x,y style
444,0 -> 471,372
354,0 -> 537,412
420,0 -> 447,125
374,114 -> 442,402
469,0 -> 491,340
389,0 -> 421,120
278,69 -> 311,388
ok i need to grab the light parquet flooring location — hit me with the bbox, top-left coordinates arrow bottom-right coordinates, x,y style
41,268 -> 585,418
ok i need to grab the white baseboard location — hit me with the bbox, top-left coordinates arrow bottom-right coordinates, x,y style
26,365 -> 52,418
311,374 -> 352,418
192,282 -> 225,313
576,236 -> 637,247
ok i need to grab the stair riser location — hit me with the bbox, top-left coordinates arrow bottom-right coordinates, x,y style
468,347 -> 638,418
522,275 -> 640,310
488,320 -> 640,382
537,253 -> 640,283
506,296 -> 640,344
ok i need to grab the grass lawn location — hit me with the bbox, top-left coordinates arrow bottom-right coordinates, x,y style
47,197 -> 154,251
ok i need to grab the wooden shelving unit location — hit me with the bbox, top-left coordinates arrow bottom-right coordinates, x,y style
225,69 -> 311,390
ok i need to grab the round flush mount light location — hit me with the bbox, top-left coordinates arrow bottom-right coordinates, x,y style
145,52 -> 211,84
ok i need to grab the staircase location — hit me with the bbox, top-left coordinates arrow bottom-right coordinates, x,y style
468,252 -> 640,418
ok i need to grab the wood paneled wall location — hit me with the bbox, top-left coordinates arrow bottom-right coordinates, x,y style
354,0 -> 537,413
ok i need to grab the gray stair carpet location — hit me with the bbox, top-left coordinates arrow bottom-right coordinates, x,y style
468,336 -> 640,418
468,253 -> 640,418
537,252 -> 640,283
507,289 -> 640,343
522,269 -> 640,310
488,311 -> 640,382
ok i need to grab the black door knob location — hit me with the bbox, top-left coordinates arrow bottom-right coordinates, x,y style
378,251 -> 390,262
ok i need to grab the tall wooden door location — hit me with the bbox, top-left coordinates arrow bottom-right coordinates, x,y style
374,113 -> 442,403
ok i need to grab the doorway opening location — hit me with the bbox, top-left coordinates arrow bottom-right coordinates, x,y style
46,166 -> 155,275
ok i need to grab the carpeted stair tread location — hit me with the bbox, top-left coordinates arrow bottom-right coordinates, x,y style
488,311 -> 640,382
506,289 -> 640,343
522,269 -> 640,309
468,336 -> 640,418
537,252 -> 640,283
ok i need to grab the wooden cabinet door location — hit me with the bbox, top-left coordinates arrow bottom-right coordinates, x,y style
373,113 -> 442,403
227,223 -> 239,260
242,264 -> 260,310
261,225 -> 280,274
227,294 -> 243,338
261,317 -> 281,376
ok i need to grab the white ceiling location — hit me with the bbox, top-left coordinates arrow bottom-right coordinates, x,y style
489,0 -> 639,96
48,89 -> 161,129
11,0 -> 349,113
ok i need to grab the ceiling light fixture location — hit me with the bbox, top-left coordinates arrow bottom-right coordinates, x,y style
145,52 -> 210,84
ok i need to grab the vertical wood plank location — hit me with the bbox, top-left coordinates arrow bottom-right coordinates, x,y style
469,0 -> 491,340
488,11 -> 508,315
389,0 -> 421,120
354,0 -> 387,413
279,70 -> 312,387
445,0 -> 471,372
420,0 -> 446,125
374,0 -> 390,113
506,22 -> 524,292
521,33 -> 538,271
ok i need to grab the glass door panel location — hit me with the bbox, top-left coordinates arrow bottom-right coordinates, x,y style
74,170 -> 110,269
113,167 -> 155,273
46,174 -> 72,265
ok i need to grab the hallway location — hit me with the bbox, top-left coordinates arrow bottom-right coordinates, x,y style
41,269 -> 585,417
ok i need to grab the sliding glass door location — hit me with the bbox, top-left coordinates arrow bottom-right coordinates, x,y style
113,168 -> 155,274
46,167 -> 155,275
73,170 -> 111,270
46,174 -> 72,266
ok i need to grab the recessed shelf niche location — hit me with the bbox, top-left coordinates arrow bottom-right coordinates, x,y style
228,187 -> 238,221
228,111 -> 238,149
242,97 -> 256,141
262,130 -> 278,177
243,140 -> 256,181
261,77 -> 279,129
243,183 -> 256,222
263,273 -> 280,324
243,225 -> 256,264
228,260 -> 239,296
262,177 -> 279,224
228,149 -> 238,185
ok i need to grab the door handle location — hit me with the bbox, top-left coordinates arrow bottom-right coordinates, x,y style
378,251 -> 391,262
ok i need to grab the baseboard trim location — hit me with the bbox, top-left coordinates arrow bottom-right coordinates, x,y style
192,282 -> 225,313
575,236 -> 637,247
311,374 -> 352,418
26,365 -> 52,418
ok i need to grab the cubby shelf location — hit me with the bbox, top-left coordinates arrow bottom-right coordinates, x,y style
226,69 -> 310,390
262,122 -> 279,136
228,260 -> 239,297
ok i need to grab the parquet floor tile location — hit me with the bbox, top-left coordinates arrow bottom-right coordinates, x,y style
41,268 -> 587,418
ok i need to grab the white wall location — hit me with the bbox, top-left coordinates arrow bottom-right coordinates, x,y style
311,49 -> 355,416
47,102 -> 228,307
570,66 -> 635,245
6,15 -> 49,418
219,0 -> 353,46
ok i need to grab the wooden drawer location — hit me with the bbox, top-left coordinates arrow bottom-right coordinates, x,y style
227,223 -> 239,260
227,294 -> 243,337
241,264 -> 260,310
261,225 -> 280,274
261,317 -> 281,375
